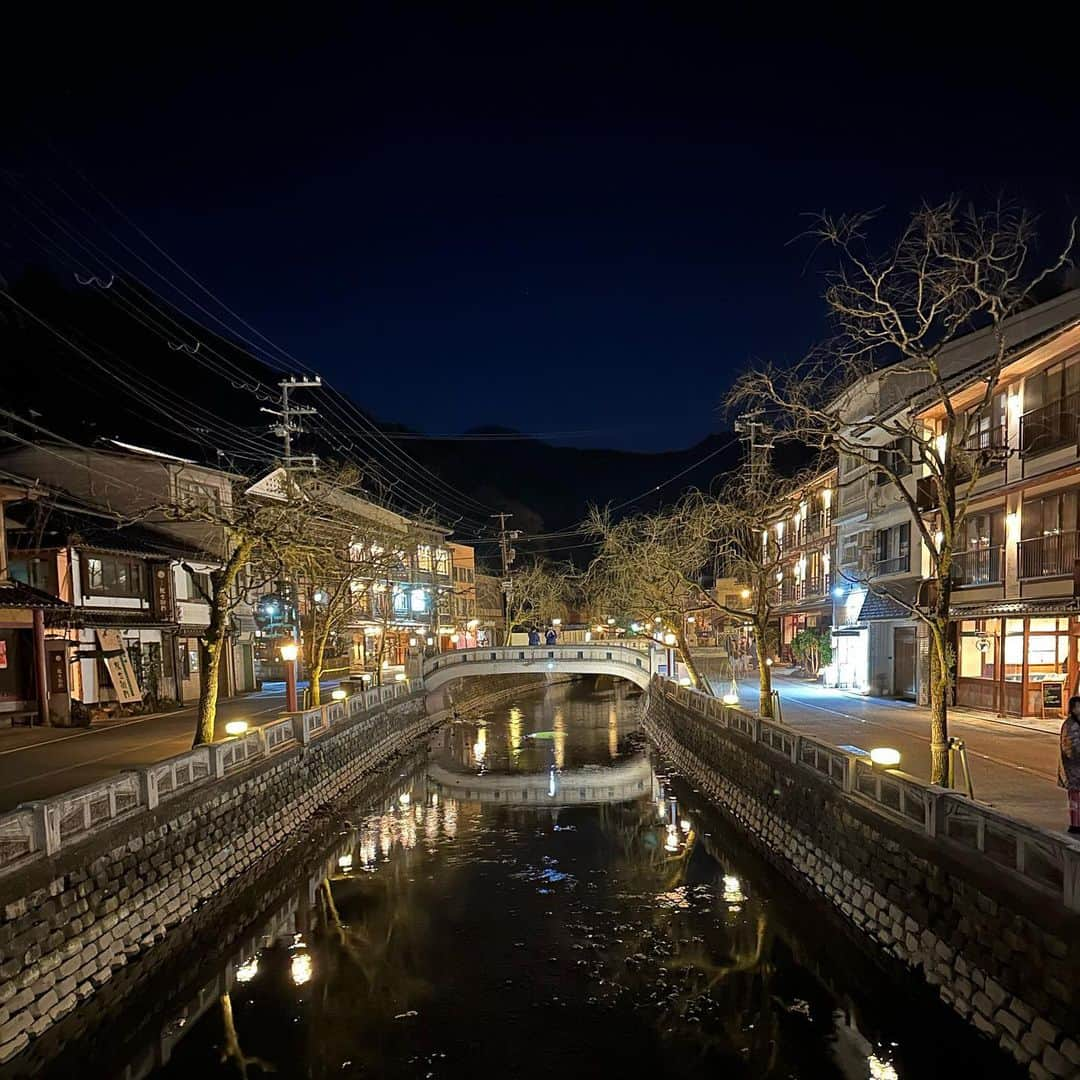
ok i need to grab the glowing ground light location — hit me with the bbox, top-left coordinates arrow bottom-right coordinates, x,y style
398,792 -> 411,806
664,825 -> 680,852
331,688 -> 347,701
338,853 -> 353,871
224,720 -> 249,737
869,747 -> 901,767
290,952 -> 313,987
235,957 -> 258,983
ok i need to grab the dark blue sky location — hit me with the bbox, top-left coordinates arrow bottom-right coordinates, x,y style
7,13 -> 1079,450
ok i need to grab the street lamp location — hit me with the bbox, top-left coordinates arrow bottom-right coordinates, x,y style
279,640 -> 299,712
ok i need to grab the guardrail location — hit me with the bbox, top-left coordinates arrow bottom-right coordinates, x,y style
654,676 -> 1080,913
0,678 -> 421,877
423,644 -> 656,684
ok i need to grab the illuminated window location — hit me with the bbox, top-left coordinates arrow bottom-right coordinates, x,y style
416,545 -> 433,572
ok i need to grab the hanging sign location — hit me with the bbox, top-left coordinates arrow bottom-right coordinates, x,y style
95,629 -> 142,703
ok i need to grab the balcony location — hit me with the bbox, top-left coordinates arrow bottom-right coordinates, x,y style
950,546 -> 1003,587
874,554 -> 910,576
1020,392 -> 1080,458
1018,531 -> 1079,580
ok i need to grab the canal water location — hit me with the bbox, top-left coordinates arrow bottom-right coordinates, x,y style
48,681 -> 1017,1078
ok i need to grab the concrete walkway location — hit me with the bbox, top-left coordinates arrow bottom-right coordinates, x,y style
713,673 -> 1065,832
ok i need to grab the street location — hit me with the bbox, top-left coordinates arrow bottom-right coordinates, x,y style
719,673 -> 1065,832
0,686 -> 301,813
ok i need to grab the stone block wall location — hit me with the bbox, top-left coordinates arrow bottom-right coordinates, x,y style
0,695 -> 439,1065
645,692 -> 1080,1079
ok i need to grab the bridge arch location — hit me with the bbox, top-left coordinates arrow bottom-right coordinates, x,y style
420,643 -> 658,695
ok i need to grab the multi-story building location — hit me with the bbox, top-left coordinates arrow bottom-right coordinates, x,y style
0,443 -> 259,712
447,542 -> 478,648
826,287 -> 1080,715
771,466 -> 837,663
4,498 -> 218,717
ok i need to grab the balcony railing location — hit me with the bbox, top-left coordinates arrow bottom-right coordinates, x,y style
1018,531 -> 1079,579
1020,392 -> 1080,458
874,554 -> 910,576
950,546 -> 1003,586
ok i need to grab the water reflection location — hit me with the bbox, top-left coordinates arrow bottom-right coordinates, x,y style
61,682 -> 1018,1080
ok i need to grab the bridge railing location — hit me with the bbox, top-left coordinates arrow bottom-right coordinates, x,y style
0,677 -> 423,876
423,644 -> 655,682
653,676 -> 1080,912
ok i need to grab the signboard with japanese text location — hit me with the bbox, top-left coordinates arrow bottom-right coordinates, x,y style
152,565 -> 174,619
95,629 -> 142,703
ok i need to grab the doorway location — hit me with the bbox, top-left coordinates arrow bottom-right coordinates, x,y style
894,627 -> 916,700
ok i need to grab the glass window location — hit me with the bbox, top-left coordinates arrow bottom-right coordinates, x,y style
82,555 -> 146,598
959,621 -> 996,679
1024,355 -> 1080,412
416,545 -> 433,572
1021,491 -> 1078,540
434,548 -> 450,576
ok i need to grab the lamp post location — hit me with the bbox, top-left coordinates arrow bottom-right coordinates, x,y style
280,640 -> 299,712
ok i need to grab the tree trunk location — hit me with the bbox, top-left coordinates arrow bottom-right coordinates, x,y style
754,628 -> 773,718
193,634 -> 224,746
928,615 -> 950,785
310,631 -> 328,707
676,627 -> 711,694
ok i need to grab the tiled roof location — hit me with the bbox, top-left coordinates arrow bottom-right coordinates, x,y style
0,579 -> 71,610
43,607 -> 175,629
8,505 -> 210,561
951,597 -> 1080,619
857,580 -> 919,621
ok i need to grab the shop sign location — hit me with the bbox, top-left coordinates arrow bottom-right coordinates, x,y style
1042,679 -> 1064,715
152,565 -> 174,618
0,640 -> 6,670
95,629 -> 142,703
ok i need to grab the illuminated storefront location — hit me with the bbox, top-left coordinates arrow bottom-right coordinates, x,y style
956,613 -> 1075,718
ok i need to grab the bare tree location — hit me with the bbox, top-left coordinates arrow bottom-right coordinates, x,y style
585,474 -> 792,712
503,559 -> 572,643
732,200 -> 1076,781
162,477 -> 312,746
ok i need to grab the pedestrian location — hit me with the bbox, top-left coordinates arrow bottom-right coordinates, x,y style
528,627 -> 541,646
1059,696 -> 1080,835
545,627 -> 557,645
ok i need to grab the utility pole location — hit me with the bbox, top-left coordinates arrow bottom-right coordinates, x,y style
734,412 -> 774,490
491,512 -> 521,644
261,376 -> 322,695
261,376 -> 323,472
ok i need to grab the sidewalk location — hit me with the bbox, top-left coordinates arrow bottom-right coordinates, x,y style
710,672 -> 1066,833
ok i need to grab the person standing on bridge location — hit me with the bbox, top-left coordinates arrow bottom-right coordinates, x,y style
1059,697 -> 1080,834
545,627 -> 557,645
528,627 -> 541,646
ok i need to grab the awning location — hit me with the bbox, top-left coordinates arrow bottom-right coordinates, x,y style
857,580 -> 919,622
44,608 -> 174,629
951,597 -> 1080,620
831,627 -> 865,637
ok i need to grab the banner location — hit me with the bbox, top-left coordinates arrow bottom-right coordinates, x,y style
95,629 -> 142,703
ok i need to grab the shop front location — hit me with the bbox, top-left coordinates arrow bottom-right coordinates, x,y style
955,610 -> 1078,719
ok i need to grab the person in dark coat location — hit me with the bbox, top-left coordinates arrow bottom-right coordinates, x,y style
1059,696 -> 1080,834
545,627 -> 557,645
528,628 -> 541,646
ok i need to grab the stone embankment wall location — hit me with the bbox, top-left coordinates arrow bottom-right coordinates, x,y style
645,692 -> 1080,1080
0,695 -> 439,1065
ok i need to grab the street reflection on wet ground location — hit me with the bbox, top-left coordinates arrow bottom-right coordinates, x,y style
75,682 -> 1016,1078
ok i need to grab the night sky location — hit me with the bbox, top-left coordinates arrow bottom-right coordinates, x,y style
6,13 -> 1080,451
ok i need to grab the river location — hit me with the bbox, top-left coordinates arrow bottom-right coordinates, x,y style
38,681 -> 1018,1078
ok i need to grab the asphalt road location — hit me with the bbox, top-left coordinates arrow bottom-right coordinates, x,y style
0,687 -> 296,813
724,674 -> 1065,832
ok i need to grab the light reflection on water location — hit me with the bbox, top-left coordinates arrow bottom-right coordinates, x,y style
108,682 -> 1015,1079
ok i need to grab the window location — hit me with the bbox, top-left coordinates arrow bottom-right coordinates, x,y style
434,548 -> 451,577
1021,491 -> 1078,540
8,556 -> 58,596
82,554 -> 147,598
180,569 -> 212,601
968,393 -> 1007,451
875,439 -> 913,484
874,522 -> 910,574
958,619 -> 997,680
416,545 -> 433,572
177,479 -> 222,513
1024,355 -> 1080,413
